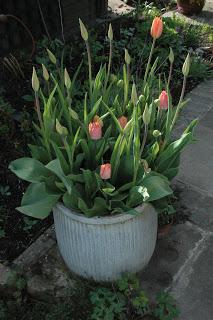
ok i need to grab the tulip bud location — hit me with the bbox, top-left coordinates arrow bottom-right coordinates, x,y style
89,121 -> 102,140
108,23 -> 113,41
118,116 -> 128,129
153,129 -> 162,138
124,48 -> 131,65
139,95 -> 145,104
159,90 -> 169,110
110,74 -> 117,83
64,68 -> 71,90
56,119 -> 68,137
151,17 -> 163,39
143,104 -> 151,125
117,79 -> 124,88
100,163 -> 111,180
131,83 -> 138,105
46,49 -> 57,64
79,18 -> 88,41
141,159 -> 151,174
32,67 -> 40,92
169,47 -> 174,64
182,53 -> 190,77
42,64 -> 49,81
69,108 -> 79,120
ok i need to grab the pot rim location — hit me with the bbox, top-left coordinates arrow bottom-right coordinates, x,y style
55,202 -> 154,225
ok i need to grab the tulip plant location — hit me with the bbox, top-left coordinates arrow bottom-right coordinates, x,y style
9,17 -> 197,219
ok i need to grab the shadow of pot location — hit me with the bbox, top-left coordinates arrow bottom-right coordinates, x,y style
177,0 -> 205,15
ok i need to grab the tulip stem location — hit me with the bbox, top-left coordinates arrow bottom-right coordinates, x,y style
143,38 -> 156,85
140,125 -> 148,159
168,62 -> 173,87
35,92 -> 42,128
104,39 -> 113,94
85,41 -> 92,100
124,64 -> 130,106
170,75 -> 187,131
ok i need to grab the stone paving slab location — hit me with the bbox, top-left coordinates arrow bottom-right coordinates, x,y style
139,222 -> 204,295
175,181 -> 213,231
170,234 -> 213,320
177,123 -> 213,196
108,0 -> 133,16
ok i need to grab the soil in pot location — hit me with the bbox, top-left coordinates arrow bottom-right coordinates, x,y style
177,0 -> 205,15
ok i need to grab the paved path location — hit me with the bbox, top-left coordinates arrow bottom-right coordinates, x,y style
140,77 -> 213,319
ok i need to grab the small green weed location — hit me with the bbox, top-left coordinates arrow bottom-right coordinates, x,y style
90,274 -> 179,320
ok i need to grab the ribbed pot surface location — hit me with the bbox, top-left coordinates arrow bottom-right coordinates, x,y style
53,203 -> 157,282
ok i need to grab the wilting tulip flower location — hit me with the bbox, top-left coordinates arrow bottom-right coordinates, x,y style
159,90 -> 168,110
118,116 -> 128,129
151,17 -> 163,39
100,163 -> 111,180
89,121 -> 102,140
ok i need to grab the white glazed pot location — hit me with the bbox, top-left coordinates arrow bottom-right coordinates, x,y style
53,203 -> 157,282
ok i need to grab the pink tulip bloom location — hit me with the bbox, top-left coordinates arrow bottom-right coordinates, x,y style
89,121 -> 102,140
118,116 -> 128,129
100,163 -> 111,180
151,17 -> 163,39
159,90 -> 168,110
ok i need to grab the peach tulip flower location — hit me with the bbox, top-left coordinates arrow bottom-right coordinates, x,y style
100,163 -> 111,180
151,17 -> 163,39
89,121 -> 102,140
159,90 -> 169,110
118,116 -> 128,129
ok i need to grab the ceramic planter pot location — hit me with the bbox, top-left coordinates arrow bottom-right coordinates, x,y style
177,0 -> 205,15
53,203 -> 157,282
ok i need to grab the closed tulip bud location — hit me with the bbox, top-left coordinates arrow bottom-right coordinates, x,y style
69,108 -> 79,120
124,48 -> 131,65
46,49 -> 57,64
182,53 -> 190,77
42,64 -> 49,81
110,74 -> 117,83
169,47 -> 174,64
79,18 -> 88,41
117,79 -> 124,88
64,68 -> 71,89
32,67 -> 40,92
118,116 -> 128,129
139,95 -> 145,103
89,121 -> 102,140
159,90 -> 169,110
100,163 -> 111,180
153,129 -> 162,138
108,23 -> 113,41
151,17 -> 163,39
143,104 -> 151,125
56,119 -> 68,137
131,83 -> 138,105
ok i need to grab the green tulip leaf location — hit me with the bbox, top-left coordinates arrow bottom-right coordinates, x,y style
9,158 -> 51,183
17,182 -> 61,219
